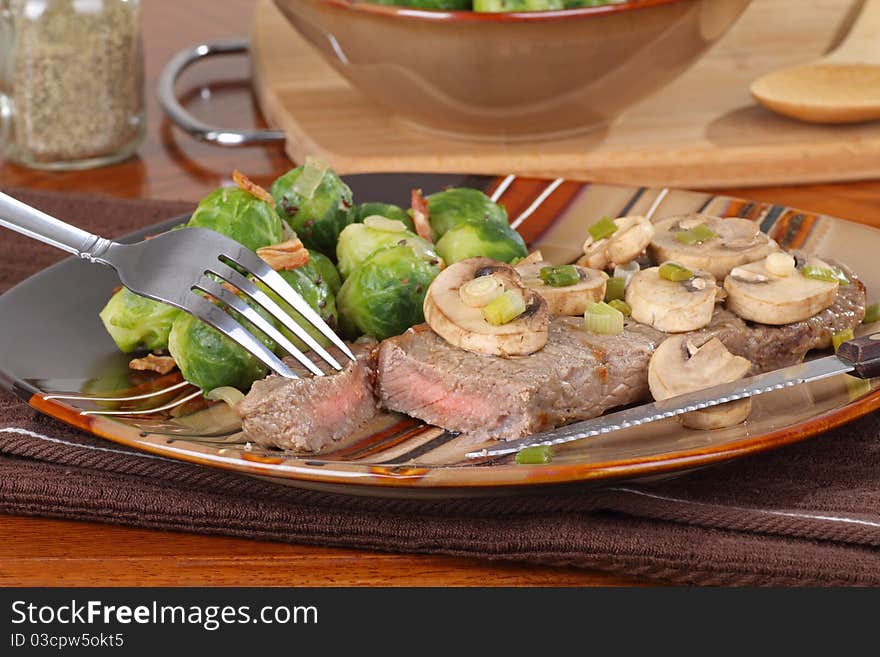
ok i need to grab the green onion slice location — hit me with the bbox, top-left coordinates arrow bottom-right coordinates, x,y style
604,276 -> 626,302
539,265 -> 580,287
801,265 -> 841,283
658,262 -> 693,282
515,445 -> 554,465
832,329 -> 855,352
864,302 -> 880,324
608,299 -> 632,317
588,216 -> 618,242
291,156 -> 328,200
482,290 -> 526,326
675,223 -> 718,245
583,301 -> 625,335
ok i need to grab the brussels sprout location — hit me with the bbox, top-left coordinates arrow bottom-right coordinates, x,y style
266,264 -> 339,352
434,220 -> 527,265
99,287 -> 182,353
336,222 -> 438,280
308,251 -> 342,296
168,302 -> 275,393
187,187 -> 284,251
474,0 -> 563,9
355,202 -> 414,232
337,245 -> 442,340
425,188 -> 508,239
270,165 -> 355,258
372,0 -> 471,8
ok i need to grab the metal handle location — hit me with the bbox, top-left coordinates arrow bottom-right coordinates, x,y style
0,191 -> 113,262
157,38 -> 286,147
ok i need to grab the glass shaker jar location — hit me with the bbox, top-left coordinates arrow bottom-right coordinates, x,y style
0,0 -> 145,170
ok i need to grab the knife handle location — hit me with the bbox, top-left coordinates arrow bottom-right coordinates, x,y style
837,332 -> 880,379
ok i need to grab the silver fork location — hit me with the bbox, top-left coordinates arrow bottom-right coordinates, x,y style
0,191 -> 354,379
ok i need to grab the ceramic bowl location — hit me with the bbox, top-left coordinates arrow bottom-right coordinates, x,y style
272,0 -> 752,141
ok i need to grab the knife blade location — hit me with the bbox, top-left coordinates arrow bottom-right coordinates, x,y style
465,332 -> 880,459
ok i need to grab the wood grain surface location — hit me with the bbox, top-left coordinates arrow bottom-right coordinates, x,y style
250,0 -> 880,188
1,0 -> 880,588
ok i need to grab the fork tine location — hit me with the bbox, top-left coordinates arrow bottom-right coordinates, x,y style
196,277 -> 324,377
222,248 -> 356,362
208,261 -> 346,372
183,293 -> 296,379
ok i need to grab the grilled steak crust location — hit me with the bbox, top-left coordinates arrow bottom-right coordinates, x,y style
378,319 -> 655,442
378,269 -> 866,441
238,344 -> 378,452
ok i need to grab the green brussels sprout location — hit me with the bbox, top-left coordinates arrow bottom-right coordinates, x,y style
337,245 -> 442,340
168,302 -> 275,393
434,220 -> 527,265
336,221 -> 438,280
266,264 -> 339,352
425,188 -> 508,239
355,202 -> 414,232
270,164 -> 355,259
99,287 -> 182,353
474,0 -> 563,10
308,251 -> 342,296
187,187 -> 284,251
372,0 -> 471,8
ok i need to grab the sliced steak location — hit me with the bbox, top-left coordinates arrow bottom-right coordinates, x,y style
378,268 -> 866,441
237,343 -> 378,452
378,319 -> 655,442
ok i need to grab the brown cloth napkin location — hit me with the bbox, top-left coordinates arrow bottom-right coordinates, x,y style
2,188 -> 879,587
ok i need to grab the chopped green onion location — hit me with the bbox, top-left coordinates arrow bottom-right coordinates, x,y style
515,445 -> 554,465
583,301 -> 625,335
832,329 -> 855,351
604,276 -> 626,302
588,216 -> 618,242
832,268 -> 850,286
291,156 -> 328,200
539,265 -> 580,287
801,265 -> 840,283
481,290 -> 526,326
675,223 -> 717,245
864,302 -> 880,324
608,299 -> 632,317
460,276 -> 504,308
658,262 -> 693,282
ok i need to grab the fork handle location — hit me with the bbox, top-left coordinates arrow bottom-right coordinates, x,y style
0,191 -> 114,262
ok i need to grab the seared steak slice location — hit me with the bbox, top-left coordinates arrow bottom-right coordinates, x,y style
378,319 -> 655,442
237,343 -> 378,452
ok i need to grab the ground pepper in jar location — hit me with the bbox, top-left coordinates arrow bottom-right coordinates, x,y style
0,0 -> 145,170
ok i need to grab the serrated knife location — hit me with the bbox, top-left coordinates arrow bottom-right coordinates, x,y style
465,332 -> 880,459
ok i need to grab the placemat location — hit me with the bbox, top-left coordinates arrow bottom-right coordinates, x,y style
1,188 -> 878,586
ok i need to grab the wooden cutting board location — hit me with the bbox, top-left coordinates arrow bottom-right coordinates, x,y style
250,0 -> 880,188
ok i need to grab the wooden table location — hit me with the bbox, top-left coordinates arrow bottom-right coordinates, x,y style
2,0 -> 879,588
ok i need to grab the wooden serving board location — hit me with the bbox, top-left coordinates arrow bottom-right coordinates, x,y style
250,0 -> 880,188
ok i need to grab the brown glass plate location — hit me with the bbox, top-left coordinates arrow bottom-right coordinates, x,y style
1,173 -> 878,497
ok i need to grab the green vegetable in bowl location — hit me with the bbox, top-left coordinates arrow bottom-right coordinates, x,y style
355,202 -> 414,232
425,188 -> 508,239
99,287 -> 181,353
337,245 -> 442,340
372,0 -> 471,8
474,0 -> 564,10
336,220 -> 438,279
168,301 -> 276,393
270,161 -> 355,259
307,251 -> 342,295
265,264 -> 340,351
435,220 -> 527,265
187,187 -> 284,251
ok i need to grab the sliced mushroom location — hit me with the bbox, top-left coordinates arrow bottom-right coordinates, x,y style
648,214 -> 778,279
515,261 -> 606,316
580,215 -> 655,270
423,257 -> 550,357
723,253 -> 838,325
648,335 -> 753,430
626,265 -> 718,332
